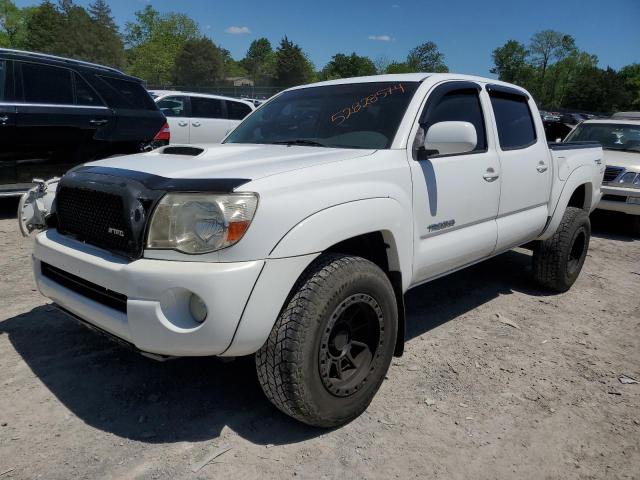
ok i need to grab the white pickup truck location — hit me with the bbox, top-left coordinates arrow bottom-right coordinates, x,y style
21,73 -> 603,427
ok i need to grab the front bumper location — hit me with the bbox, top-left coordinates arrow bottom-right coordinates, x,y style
33,229 -> 264,356
597,185 -> 640,216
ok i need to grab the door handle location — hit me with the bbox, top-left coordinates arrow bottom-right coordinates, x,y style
89,119 -> 109,126
483,168 -> 500,182
192,121 -> 201,127
536,162 -> 548,173
178,121 -> 188,127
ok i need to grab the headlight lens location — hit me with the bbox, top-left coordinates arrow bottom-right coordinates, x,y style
147,192 -> 258,254
618,172 -> 639,187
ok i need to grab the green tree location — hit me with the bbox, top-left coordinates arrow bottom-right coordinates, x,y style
0,0 -> 27,47
490,40 -> 529,84
86,0 -> 124,68
173,37 -> 224,86
320,52 -> 376,80
406,41 -> 448,72
220,47 -> 247,78
124,5 -> 200,84
23,1 -> 65,54
620,63 -> 640,108
275,36 -> 314,87
385,62 -> 414,74
242,38 -> 275,82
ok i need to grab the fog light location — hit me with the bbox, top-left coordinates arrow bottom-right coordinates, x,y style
189,294 -> 208,323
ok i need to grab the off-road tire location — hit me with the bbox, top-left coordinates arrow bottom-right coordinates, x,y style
532,207 -> 591,292
255,254 -> 398,428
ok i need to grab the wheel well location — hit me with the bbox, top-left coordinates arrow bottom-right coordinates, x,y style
568,184 -> 587,211
326,232 -> 406,357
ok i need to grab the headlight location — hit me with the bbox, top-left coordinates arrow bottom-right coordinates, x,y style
618,172 -> 640,188
147,192 -> 258,254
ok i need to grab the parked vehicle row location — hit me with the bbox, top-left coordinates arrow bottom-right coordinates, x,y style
0,49 -> 167,197
565,118 -> 640,233
150,90 -> 255,144
20,73 -> 604,428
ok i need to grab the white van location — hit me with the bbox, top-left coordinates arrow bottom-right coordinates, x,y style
149,90 -> 255,144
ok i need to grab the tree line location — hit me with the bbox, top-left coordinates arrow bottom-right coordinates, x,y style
1,0 -> 638,112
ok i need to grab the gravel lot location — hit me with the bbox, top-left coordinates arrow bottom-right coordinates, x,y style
0,197 -> 638,480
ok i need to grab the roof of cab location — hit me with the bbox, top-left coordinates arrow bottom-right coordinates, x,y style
286,72 -> 530,95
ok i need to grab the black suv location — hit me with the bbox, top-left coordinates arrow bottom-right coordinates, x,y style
0,49 -> 167,197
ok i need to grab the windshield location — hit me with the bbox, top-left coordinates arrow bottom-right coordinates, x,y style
566,123 -> 640,152
224,81 -> 420,149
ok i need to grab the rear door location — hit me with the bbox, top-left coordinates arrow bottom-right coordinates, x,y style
189,96 -> 228,143
156,95 -> 190,144
225,99 -> 253,135
486,85 -> 552,251
92,74 -> 165,146
0,58 -> 19,191
14,61 -> 114,183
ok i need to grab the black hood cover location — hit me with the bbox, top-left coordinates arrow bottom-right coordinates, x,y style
51,166 -> 251,259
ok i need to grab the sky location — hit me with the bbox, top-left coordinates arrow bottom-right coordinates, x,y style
13,0 -> 640,76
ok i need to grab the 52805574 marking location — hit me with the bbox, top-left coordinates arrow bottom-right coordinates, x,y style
330,83 -> 406,125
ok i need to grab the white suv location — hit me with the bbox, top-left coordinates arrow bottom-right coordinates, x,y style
150,91 -> 255,144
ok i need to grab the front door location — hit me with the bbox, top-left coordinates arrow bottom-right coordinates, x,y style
409,81 -> 501,283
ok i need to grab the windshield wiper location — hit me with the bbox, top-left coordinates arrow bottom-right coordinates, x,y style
270,139 -> 328,147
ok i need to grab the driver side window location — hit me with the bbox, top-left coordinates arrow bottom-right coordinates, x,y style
414,86 -> 487,157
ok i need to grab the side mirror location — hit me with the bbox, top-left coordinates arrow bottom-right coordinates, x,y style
422,121 -> 477,157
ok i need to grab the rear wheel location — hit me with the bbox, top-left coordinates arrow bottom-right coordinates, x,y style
255,254 -> 397,428
532,207 -> 591,292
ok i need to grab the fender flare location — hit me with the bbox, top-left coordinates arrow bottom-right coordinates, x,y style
223,198 -> 412,356
269,197 -> 412,286
539,166 -> 593,241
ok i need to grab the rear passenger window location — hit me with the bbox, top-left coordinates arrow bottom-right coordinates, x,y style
421,88 -> 487,152
191,97 -> 225,119
489,93 -> 536,150
157,96 -> 188,117
73,73 -> 103,106
226,100 -> 252,120
97,76 -> 156,110
22,62 -> 73,105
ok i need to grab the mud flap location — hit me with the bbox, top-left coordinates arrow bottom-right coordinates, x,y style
17,178 -> 60,237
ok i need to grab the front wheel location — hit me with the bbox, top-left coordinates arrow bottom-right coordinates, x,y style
532,207 -> 591,292
255,254 -> 398,428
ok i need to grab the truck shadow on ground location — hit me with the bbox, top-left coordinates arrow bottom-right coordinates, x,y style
1,249 -> 553,446
589,210 -> 638,242
0,197 -> 19,220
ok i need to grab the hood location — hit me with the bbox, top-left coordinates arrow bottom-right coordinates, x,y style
86,144 -> 375,182
603,149 -> 640,172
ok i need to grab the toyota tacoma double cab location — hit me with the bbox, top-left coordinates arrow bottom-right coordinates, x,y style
21,74 -> 604,427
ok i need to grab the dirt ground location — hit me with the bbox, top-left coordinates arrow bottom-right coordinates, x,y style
0,197 -> 638,480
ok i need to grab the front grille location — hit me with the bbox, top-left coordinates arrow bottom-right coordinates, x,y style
601,194 -> 627,203
41,262 -> 127,313
56,186 -> 134,256
603,166 -> 624,183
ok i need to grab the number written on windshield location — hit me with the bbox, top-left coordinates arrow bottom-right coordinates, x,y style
330,84 -> 406,125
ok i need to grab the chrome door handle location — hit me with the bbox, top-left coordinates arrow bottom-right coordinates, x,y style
536,162 -> 548,173
192,121 -> 201,127
89,119 -> 109,126
483,168 -> 500,182
178,121 -> 188,127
